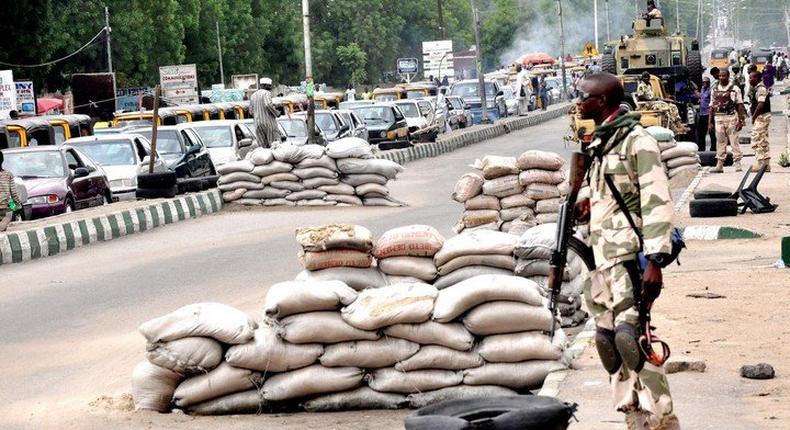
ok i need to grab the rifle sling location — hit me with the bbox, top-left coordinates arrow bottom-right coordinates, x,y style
603,173 -> 644,251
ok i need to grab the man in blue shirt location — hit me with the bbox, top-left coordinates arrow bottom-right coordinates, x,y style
696,77 -> 716,151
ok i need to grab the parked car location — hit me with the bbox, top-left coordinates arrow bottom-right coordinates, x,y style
63,134 -> 151,201
338,100 -> 374,110
239,119 -> 291,147
416,99 -> 447,134
349,103 -> 410,150
294,111 -> 349,142
501,86 -> 519,116
394,100 -> 439,142
448,79 -> 508,124
134,124 -> 215,179
187,120 -> 257,167
274,117 -> 327,146
445,96 -> 473,129
334,109 -> 369,141
1,146 -> 112,217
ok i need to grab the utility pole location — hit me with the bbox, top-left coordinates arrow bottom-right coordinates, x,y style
712,0 -> 717,49
676,0 -> 680,34
634,0 -> 638,18
216,22 -> 225,87
696,0 -> 701,40
785,9 -> 790,47
558,0 -> 567,102
104,7 -> 112,74
594,0 -> 599,51
471,1 -> 489,124
437,0 -> 446,40
605,0 -> 611,42
302,0 -> 316,144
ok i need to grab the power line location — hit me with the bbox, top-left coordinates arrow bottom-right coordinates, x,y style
0,27 -> 107,68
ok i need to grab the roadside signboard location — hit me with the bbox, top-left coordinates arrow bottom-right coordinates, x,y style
231,74 -> 259,91
159,64 -> 198,105
116,87 -> 148,112
72,73 -> 116,119
14,81 -> 35,115
397,58 -> 419,75
0,70 -> 17,119
422,40 -> 454,79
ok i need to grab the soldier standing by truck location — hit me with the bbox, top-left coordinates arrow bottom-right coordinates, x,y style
748,70 -> 772,172
708,69 -> 745,173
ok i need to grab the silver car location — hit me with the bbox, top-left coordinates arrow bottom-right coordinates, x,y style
335,109 -> 369,141
187,120 -> 257,167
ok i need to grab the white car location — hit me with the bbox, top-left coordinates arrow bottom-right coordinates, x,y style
62,134 -> 151,201
187,120 -> 257,167
501,87 -> 519,116
394,100 -> 440,142
334,109 -> 369,141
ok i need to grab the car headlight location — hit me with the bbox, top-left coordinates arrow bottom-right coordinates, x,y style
380,131 -> 387,138
28,195 -> 59,204
110,179 -> 135,189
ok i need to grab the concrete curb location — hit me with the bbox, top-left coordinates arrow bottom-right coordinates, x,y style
0,189 -> 222,265
680,225 -> 762,240
376,105 -> 571,165
538,318 -> 597,397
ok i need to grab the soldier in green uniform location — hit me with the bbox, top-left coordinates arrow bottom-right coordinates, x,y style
748,70 -> 772,172
635,72 -> 655,101
576,73 -> 680,430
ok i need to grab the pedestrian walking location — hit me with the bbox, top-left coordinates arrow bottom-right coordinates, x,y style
345,84 -> 356,102
576,73 -> 680,430
250,77 -> 281,148
696,77 -> 716,151
709,69 -> 745,173
0,152 -> 22,232
514,64 -> 531,116
538,75 -> 548,110
748,70 -> 772,172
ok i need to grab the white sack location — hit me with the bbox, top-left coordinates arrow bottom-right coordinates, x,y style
394,345 -> 483,371
320,338 -> 419,368
432,275 -> 543,323
132,360 -> 182,412
138,302 -> 256,345
146,337 -> 223,375
367,369 -> 462,394
224,326 -> 322,372
383,321 -> 474,351
278,311 -> 379,344
341,283 -> 438,330
462,301 -> 553,335
262,365 -> 363,401
172,362 -> 260,408
263,280 -> 357,319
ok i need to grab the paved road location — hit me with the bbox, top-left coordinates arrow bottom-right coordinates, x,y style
0,116 -> 577,429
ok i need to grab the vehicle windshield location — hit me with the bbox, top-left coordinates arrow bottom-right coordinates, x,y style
3,151 -> 65,178
448,98 -> 464,109
192,126 -> 233,148
374,94 -> 398,102
449,82 -> 496,99
278,119 -> 308,137
315,113 -> 338,131
115,119 -> 152,128
395,103 -> 420,118
77,141 -> 137,166
406,90 -> 426,99
135,129 -> 183,154
352,106 -> 395,124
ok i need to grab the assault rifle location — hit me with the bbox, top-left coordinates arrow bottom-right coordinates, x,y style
548,152 -> 592,339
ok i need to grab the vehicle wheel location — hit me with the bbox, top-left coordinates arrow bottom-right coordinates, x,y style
201,175 -> 220,190
689,198 -> 738,218
136,186 -> 178,199
137,171 -> 177,189
694,190 -> 734,200
65,197 -> 74,214
698,151 -> 733,167
601,53 -> 617,74
686,50 -> 704,87
411,396 -> 576,430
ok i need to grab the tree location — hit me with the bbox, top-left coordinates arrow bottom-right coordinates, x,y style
336,43 -> 367,85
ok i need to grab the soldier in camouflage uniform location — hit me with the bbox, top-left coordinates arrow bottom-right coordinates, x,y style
634,72 -> 688,136
748,70 -> 772,172
576,73 -> 679,430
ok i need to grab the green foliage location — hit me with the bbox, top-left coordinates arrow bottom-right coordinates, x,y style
336,43 -> 367,86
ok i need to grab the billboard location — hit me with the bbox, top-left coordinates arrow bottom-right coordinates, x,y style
0,70 -> 17,119
15,81 -> 35,115
422,40 -> 454,79
397,58 -> 419,74
116,87 -> 148,112
231,74 -> 259,91
159,64 -> 199,105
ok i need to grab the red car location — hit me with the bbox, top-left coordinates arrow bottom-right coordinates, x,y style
1,146 -> 112,218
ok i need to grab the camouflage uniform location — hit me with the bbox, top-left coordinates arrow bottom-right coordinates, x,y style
636,81 -> 655,101
710,83 -> 744,162
749,82 -> 771,163
583,112 -> 677,429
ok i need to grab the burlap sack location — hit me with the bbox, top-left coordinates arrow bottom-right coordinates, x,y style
336,158 -> 403,179
378,256 -> 438,282
434,230 -> 518,267
320,338 -> 419,368
406,385 -> 517,409
172,362 -> 260,408
524,182 -> 561,201
452,172 -> 484,202
383,321 -> 474,351
296,155 -> 337,171
131,360 -> 182,412
356,183 -> 389,196
482,175 -> 523,198
293,167 -> 338,180
302,387 -> 406,412
462,360 -> 566,389
224,326 -> 323,372
367,368 -> 462,394
437,254 -> 516,276
270,180 -> 304,192
243,188 -> 291,199
500,193 -> 536,209
341,173 -> 388,186
219,181 -> 263,192
319,183 -> 356,195
500,206 -> 534,222
462,209 -> 500,228
535,197 -> 562,214
260,172 -> 300,185
462,301 -> 553,335
476,331 -> 564,362
325,137 -> 374,159
138,302 -> 257,345
246,147 -> 274,166
185,389 -> 265,415
262,365 -> 363,401
252,161 -> 293,177
516,150 -> 565,171
217,159 -> 254,175
303,177 -> 339,189
296,224 -> 374,252
299,249 -> 374,271
394,345 -> 483,371
433,266 -> 514,290
464,195 -> 501,210
294,267 -> 388,290
263,280 -> 357,318
146,337 -> 223,375
326,194 -> 363,205
218,171 -> 261,185
432,275 -> 543,323
222,188 -> 247,202
518,169 -> 566,186
374,225 -> 445,258
475,155 -> 519,179
277,311 -> 379,344
341,283 -> 438,330
286,190 -> 327,201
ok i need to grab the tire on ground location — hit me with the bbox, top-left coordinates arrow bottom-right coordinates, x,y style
698,151 -> 733,167
689,198 -> 738,218
136,186 -> 178,199
410,396 -> 576,430
693,190 -> 733,200
404,415 -> 471,430
201,175 -> 220,190
177,178 -> 204,194
137,171 -> 177,189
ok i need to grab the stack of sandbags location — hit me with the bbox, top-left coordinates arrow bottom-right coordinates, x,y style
131,303 -> 259,413
452,151 -> 568,235
660,141 -> 700,179
373,225 -> 445,284
432,230 -> 519,290
217,140 -> 403,207
295,224 -> 375,272
513,224 -> 588,328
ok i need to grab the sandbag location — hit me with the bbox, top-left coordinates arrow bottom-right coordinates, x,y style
477,331 -> 564,362
326,194 -> 363,205
295,267 -> 389,290
462,360 -> 566,389
535,197 -> 562,214
395,345 -> 483,371
364,197 -> 406,207
246,147 -> 274,166
384,321 -> 474,351
433,266 -> 514,290
519,169 -> 566,186
303,177 -> 339,189
319,183 -> 356,195
302,386 -> 406,412
475,155 -> 519,179
299,249 -> 373,271
320,338 -> 419,368
260,172 -> 300,184
432,275 -> 543,323
296,155 -> 337,171
514,223 -> 557,260
434,230 -> 518,267
437,254 -> 516,276
262,365 -> 363,401
225,326 -> 323,372
524,182 -> 560,201
665,155 -> 699,169
185,389 -> 265,415
367,369 -> 462,394
278,311 -> 379,344
514,259 -> 576,280
668,164 -> 699,179
325,137 -> 374,159
500,193 -> 536,209
272,143 -> 325,163
262,198 -> 294,206
517,150 -> 565,171
452,172 -> 484,202
356,183 -> 389,196
482,175 -> 523,198
243,188 -> 291,199
286,189 -> 327,201
463,301 -> 553,335
172,362 -> 260,408
139,303 -> 257,345
660,145 -> 696,161
464,195 -> 500,210
374,225 -> 445,259
462,210 -> 499,228
336,158 -> 403,179
499,206 -> 534,222
146,337 -> 223,375
216,159 -> 254,175
341,173 -> 388,186
406,385 -> 518,409
297,199 -> 336,207
645,126 -> 674,142
378,256 -> 438,282
270,180 -> 304,192
296,224 -> 374,252
263,280 -> 357,318
218,181 -> 263,191
536,212 -> 559,224
508,219 -> 538,237
293,167 -> 338,180
218,171 -> 261,185
341,283 -> 438,330
131,360 -> 182,412
222,188 -> 246,203
252,161 -> 293,177
386,275 -> 425,285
